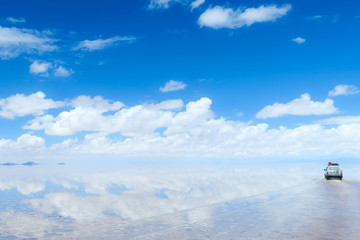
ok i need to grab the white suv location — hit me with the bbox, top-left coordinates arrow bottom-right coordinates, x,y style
324,162 -> 343,180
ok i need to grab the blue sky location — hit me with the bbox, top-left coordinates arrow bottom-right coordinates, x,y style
1,0 -> 360,160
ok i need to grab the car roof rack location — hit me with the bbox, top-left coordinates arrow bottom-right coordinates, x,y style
328,162 -> 339,166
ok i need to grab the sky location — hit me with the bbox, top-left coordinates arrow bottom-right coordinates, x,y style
0,0 -> 360,161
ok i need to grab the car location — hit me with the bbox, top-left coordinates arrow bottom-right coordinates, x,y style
324,162 -> 343,180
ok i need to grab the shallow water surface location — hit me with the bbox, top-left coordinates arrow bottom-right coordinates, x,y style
0,161 -> 358,239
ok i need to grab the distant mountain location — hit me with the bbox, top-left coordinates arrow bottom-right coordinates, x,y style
1,162 -> 38,166
22,162 -> 38,166
1,162 -> 17,166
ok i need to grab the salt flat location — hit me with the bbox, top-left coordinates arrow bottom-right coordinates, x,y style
134,179 -> 360,240
0,162 -> 359,239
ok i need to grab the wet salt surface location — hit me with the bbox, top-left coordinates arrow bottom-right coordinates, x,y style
136,180 -> 360,240
0,161 -> 359,239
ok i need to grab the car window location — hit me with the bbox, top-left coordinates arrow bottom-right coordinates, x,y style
329,166 -> 340,170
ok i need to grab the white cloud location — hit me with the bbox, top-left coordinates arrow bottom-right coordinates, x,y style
148,0 -> 173,9
328,84 -> 360,97
74,121 -> 360,159
198,4 -> 291,29
1,94 -> 360,159
155,99 -> 184,110
160,80 -> 187,92
0,91 -> 64,119
29,60 -> 52,76
0,134 -> 45,154
6,17 -> 26,23
0,26 -> 56,59
165,97 -> 213,135
25,95 -> 125,136
16,134 -> 45,148
256,93 -> 338,119
29,61 -> 73,77
73,36 -> 136,52
71,95 -> 124,110
237,112 -> 244,117
319,115 -> 360,125
292,37 -> 306,44
10,120 -> 360,160
148,0 -> 203,10
54,66 -> 73,77
25,97 -> 206,138
191,0 -> 205,10
307,15 -> 322,20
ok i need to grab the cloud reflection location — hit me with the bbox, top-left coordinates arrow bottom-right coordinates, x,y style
10,165 -> 320,221
0,162 -> 350,238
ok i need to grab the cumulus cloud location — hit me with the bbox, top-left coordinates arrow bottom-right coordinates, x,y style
292,37 -> 306,44
25,97 -> 207,137
191,0 -> 205,10
16,134 -> 45,148
25,95 -> 125,136
0,91 -> 64,119
6,17 -> 26,23
256,93 -> 338,119
29,61 -> 73,77
9,119 -> 360,160
0,26 -> 56,59
198,4 -> 291,29
2,93 -> 360,160
54,66 -> 73,77
328,84 -> 360,97
25,97 -> 184,137
0,134 -> 45,154
74,121 -> 360,159
71,95 -> 124,110
0,94 -> 360,159
29,60 -> 52,76
160,80 -> 187,92
165,97 -> 212,135
73,36 -> 136,51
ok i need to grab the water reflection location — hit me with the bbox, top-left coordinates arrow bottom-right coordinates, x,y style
133,180 -> 360,240
0,161 -> 358,239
